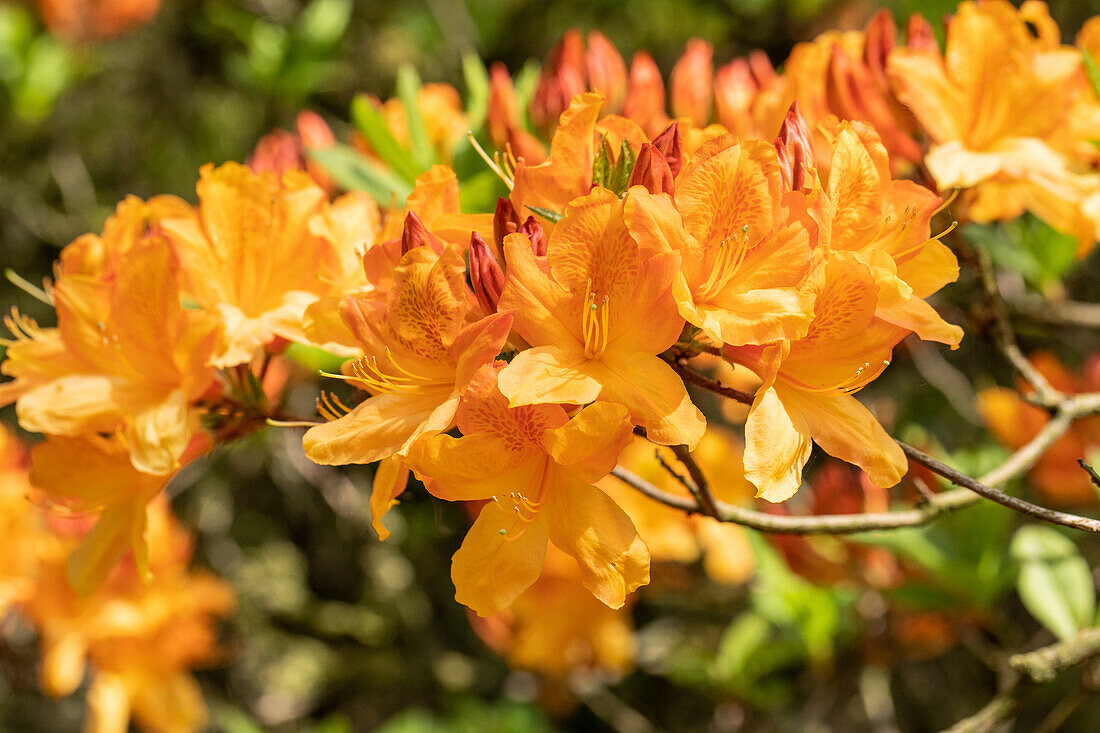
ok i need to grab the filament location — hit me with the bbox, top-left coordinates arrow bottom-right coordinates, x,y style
581,279 -> 611,359
700,225 -> 750,299
466,131 -> 515,189
4,269 -> 52,305
316,391 -> 353,421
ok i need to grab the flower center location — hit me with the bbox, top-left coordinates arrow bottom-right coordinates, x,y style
700,224 -> 750,299
581,279 -> 611,359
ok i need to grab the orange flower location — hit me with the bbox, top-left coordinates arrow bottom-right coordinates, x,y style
157,162 -> 335,367
472,544 -> 636,678
497,186 -> 705,447
301,245 -> 512,538
811,118 -> 963,347
36,0 -> 160,41
727,254 -> 909,502
1,236 -> 217,476
21,497 -> 233,733
381,83 -> 469,164
406,363 -> 646,615
888,0 -> 1100,251
627,135 -> 815,347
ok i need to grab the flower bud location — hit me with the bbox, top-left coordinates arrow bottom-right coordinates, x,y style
905,13 -> 937,52
585,31 -> 627,113
714,58 -> 758,138
518,216 -> 548,256
247,130 -> 303,176
670,39 -> 714,127
488,62 -> 520,150
531,30 -> 587,130
469,232 -> 506,314
493,198 -> 523,249
863,9 -> 896,86
296,110 -> 337,192
401,211 -> 435,255
774,101 -> 814,192
651,121 -> 683,178
748,50 -> 778,87
623,51 -> 669,137
628,143 -> 675,196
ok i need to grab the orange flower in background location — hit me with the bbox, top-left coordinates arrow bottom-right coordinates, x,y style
472,544 -> 636,678
407,363 -> 646,616
978,352 -> 1100,505
727,254 -> 910,502
21,497 -> 233,733
1,238 -> 217,477
601,429 -> 755,585
669,39 -> 714,128
497,186 -> 706,447
627,135 -> 815,347
380,83 -> 469,164
888,0 -> 1100,252
156,162 -> 336,367
36,0 -> 160,41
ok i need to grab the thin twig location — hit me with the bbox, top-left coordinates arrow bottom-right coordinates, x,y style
1009,628 -> 1100,684
1078,458 -> 1100,490
669,444 -> 721,518
661,354 -> 753,404
975,246 -> 1063,407
899,442 -> 1100,533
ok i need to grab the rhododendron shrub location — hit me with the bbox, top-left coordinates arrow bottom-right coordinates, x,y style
5,1 -> 1100,730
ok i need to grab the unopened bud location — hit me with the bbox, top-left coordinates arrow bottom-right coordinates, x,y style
670,39 -> 714,127
247,130 -> 303,176
774,101 -> 814,192
747,50 -> 778,87
623,51 -> 669,137
401,211 -> 433,255
295,110 -> 336,192
469,232 -> 506,313
531,29 -> 587,129
714,58 -> 758,138
488,62 -> 520,149
863,10 -> 896,84
651,120 -> 683,177
628,143 -> 675,196
585,31 -> 627,113
905,13 -> 937,52
493,198 -> 523,249
518,216 -> 547,256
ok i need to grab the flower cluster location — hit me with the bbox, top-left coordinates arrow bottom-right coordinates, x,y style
8,0 -> 1100,632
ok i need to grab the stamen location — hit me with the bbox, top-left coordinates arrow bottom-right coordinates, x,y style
266,418 -> 324,428
316,391 -> 352,421
933,188 -> 960,216
4,269 -> 53,306
580,280 -> 611,359
701,224 -> 750,299
466,132 -> 515,189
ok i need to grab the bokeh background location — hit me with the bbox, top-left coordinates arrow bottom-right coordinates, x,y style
4,0 -> 1100,731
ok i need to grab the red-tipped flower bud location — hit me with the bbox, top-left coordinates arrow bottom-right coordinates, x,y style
714,58 -> 758,138
651,120 -> 683,178
670,38 -> 714,127
747,50 -> 778,87
628,143 -> 675,196
401,211 -> 434,255
493,198 -> 523,249
531,29 -> 587,129
585,31 -> 627,113
774,101 -> 814,192
469,232 -> 506,314
295,110 -> 337,192
518,216 -> 548,256
623,51 -> 669,138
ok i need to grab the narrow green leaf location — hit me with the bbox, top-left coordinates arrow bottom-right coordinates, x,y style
608,139 -> 637,195
1083,48 -> 1100,103
526,205 -> 563,223
591,137 -> 612,189
513,60 -> 540,131
395,64 -> 434,172
349,94 -> 420,183
1011,525 -> 1096,640
462,51 -> 490,131
306,144 -> 412,204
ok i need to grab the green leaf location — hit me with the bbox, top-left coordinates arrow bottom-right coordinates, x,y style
525,205 -> 562,223
607,139 -> 637,195
461,52 -> 489,132
306,145 -> 412,204
512,60 -> 540,131
1011,525 -> 1096,640
591,137 -> 612,188
349,94 -> 421,183
396,64 -> 434,172
13,36 -> 73,121
1083,48 -> 1100,103
297,0 -> 351,49
458,169 -> 507,214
